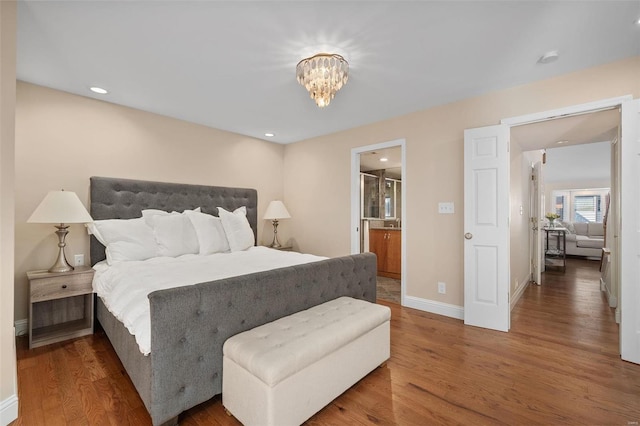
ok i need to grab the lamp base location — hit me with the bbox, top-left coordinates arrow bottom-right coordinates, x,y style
48,224 -> 74,273
269,219 -> 282,248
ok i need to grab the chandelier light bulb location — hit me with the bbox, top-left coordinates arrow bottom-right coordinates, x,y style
296,53 -> 349,108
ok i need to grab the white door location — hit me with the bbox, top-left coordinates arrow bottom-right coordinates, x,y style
620,99 -> 640,364
531,161 -> 543,284
464,124 -> 510,331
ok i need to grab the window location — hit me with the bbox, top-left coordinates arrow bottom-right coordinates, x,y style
574,195 -> 601,223
550,188 -> 608,223
554,195 -> 565,219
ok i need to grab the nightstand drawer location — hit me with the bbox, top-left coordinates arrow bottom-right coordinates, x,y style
30,273 -> 93,302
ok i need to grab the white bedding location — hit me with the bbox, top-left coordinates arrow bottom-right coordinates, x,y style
93,246 -> 327,355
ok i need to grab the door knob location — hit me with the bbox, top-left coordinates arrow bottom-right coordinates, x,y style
464,233 -> 473,240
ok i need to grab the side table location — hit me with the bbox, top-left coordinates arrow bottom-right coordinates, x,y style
27,266 -> 95,349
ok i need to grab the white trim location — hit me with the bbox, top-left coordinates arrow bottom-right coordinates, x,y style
1,325 -> 18,426
14,319 -> 27,337
620,98 -> 640,364
501,95 -> 633,127
500,95 -> 640,342
601,278 -> 618,308
350,139 -> 407,306
510,277 -> 530,311
0,394 -> 18,426
403,296 -> 464,320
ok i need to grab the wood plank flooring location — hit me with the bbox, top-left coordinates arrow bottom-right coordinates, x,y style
13,258 -> 640,425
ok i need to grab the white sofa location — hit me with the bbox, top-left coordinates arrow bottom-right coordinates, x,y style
563,221 -> 605,258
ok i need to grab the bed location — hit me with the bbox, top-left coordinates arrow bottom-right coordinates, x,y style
89,176 -> 377,425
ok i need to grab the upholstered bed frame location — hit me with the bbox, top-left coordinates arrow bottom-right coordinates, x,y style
89,177 -> 377,425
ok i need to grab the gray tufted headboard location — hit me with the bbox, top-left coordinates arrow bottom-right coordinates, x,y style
90,176 -> 258,265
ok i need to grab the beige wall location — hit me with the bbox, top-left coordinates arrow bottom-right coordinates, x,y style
284,56 -> 640,307
1,1 -> 17,422
14,82 -> 286,322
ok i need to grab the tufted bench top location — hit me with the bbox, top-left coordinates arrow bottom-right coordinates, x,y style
223,297 -> 390,387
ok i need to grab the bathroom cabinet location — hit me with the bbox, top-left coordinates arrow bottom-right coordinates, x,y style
369,228 -> 401,279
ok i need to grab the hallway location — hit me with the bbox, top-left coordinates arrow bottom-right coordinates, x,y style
511,257 -> 618,356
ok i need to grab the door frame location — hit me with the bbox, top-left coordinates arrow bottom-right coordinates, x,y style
499,94 -> 635,359
351,139 -> 407,305
530,160 -> 543,285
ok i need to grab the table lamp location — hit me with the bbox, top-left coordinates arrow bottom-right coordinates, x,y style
27,190 -> 93,273
263,200 -> 291,248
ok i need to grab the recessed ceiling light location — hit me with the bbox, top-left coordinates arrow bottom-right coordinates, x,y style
380,157 -> 388,162
264,132 -> 275,137
89,86 -> 108,94
556,140 -> 568,145
538,50 -> 559,64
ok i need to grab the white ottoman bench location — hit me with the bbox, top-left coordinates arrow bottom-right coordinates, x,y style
222,296 -> 391,426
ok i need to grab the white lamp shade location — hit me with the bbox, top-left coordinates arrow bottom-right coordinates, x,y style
263,200 -> 291,220
27,190 -> 93,224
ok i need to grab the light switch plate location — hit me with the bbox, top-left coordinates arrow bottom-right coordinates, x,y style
438,202 -> 454,214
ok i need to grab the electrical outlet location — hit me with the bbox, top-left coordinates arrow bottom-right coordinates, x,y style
74,254 -> 85,267
438,281 -> 446,294
438,202 -> 454,214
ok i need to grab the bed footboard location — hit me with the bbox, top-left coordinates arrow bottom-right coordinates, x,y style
146,252 -> 377,425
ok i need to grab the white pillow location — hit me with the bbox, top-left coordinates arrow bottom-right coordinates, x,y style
217,206 -> 255,252
185,211 -> 230,254
87,218 -> 159,264
141,207 -> 201,224
148,214 -> 200,257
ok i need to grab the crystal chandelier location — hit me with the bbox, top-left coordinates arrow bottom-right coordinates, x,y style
296,53 -> 349,107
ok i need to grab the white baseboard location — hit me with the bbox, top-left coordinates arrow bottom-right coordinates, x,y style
601,278 -> 617,308
0,394 -> 18,426
403,295 -> 464,320
14,319 -> 28,337
1,325 -> 18,426
510,277 -> 530,311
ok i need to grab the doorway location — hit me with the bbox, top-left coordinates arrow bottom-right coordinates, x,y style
513,113 -> 616,349
463,95 -> 640,365
351,139 -> 406,305
502,95 -> 640,363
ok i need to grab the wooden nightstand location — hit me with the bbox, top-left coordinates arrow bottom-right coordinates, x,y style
27,266 -> 95,349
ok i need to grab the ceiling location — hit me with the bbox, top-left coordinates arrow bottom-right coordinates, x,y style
360,147 -> 402,179
511,108 -> 620,152
544,141 -> 611,183
17,1 -> 640,144
360,147 -> 401,172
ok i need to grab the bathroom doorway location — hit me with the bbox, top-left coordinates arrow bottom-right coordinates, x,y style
351,139 -> 406,305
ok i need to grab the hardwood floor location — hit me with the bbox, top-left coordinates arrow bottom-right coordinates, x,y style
13,258 -> 640,425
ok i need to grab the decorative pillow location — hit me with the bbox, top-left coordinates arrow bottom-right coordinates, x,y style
185,210 -> 230,255
87,218 -> 159,264
217,206 -> 255,252
560,221 -> 576,234
148,214 -> 200,257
